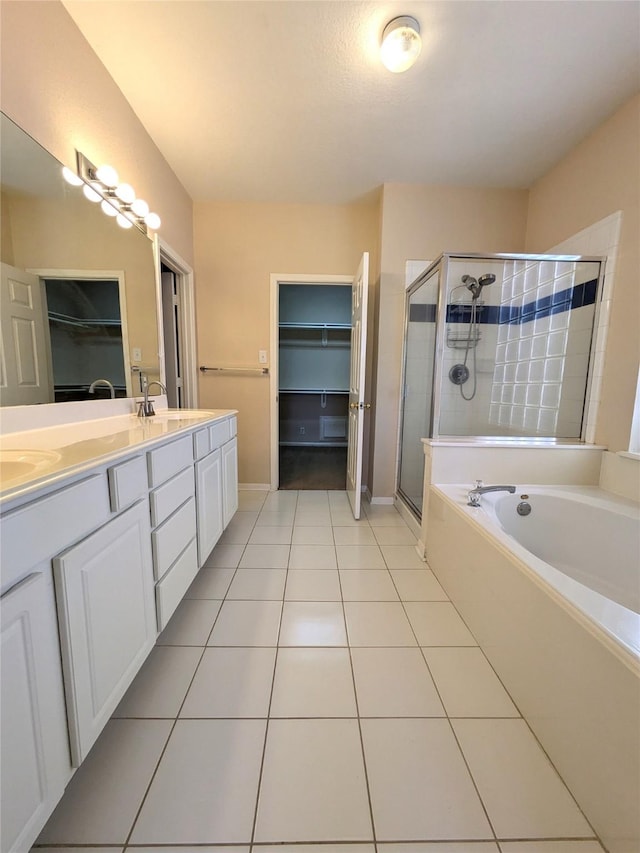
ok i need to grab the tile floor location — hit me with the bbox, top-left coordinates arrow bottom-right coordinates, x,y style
34,489 -> 605,853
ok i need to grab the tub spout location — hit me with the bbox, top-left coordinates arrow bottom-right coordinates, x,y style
467,480 -> 516,507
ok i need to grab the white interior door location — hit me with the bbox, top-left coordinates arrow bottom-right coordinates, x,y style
0,263 -> 52,405
346,252 -> 369,519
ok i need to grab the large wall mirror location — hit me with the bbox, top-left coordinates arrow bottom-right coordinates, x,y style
0,112 -> 161,407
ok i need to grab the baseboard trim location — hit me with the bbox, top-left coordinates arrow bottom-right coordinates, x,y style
239,483 -> 271,491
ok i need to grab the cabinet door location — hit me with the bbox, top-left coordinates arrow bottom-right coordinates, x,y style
53,501 -> 155,765
1,570 -> 71,853
222,437 -> 238,528
195,448 -> 223,566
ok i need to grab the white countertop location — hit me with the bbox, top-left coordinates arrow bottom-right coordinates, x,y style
0,409 -> 236,505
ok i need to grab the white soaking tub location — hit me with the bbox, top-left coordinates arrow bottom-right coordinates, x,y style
426,483 -> 640,853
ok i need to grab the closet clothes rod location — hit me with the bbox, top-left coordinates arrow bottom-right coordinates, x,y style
199,365 -> 269,375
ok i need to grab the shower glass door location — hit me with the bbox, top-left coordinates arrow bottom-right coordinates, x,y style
397,265 -> 440,518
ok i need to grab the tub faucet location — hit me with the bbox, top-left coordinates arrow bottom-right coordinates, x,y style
467,480 -> 516,507
88,378 -> 115,399
136,376 -> 167,417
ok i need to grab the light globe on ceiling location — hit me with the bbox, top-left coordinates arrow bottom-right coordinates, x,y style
380,15 -> 421,73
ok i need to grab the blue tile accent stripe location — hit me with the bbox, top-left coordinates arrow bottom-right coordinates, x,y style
442,278 -> 598,325
408,279 -> 598,325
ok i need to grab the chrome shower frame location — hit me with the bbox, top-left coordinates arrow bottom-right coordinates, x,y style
396,251 -> 606,518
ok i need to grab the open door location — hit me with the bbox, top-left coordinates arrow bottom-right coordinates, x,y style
346,252 -> 370,519
0,263 -> 52,405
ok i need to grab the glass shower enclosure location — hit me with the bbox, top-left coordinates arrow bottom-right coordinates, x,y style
397,252 -> 604,519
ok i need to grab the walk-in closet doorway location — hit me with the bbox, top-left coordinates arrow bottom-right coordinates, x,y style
270,276 -> 353,491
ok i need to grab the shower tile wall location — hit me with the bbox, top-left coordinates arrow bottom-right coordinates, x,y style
490,260 -> 600,437
440,262 -> 503,435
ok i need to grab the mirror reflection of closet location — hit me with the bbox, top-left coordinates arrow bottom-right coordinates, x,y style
278,284 -> 352,489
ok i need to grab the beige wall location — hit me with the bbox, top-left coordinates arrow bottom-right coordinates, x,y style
526,93 -> 640,452
0,0 -> 194,265
194,200 -> 380,485
369,183 -> 529,497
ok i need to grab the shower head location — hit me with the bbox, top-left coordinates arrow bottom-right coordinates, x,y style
462,273 -> 495,299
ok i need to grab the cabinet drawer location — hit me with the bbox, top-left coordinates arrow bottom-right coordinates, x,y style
209,419 -> 231,451
193,428 -> 210,460
108,455 -> 147,512
0,475 -> 109,592
150,467 -> 195,528
155,538 -> 199,631
151,497 -> 197,581
147,435 -> 193,487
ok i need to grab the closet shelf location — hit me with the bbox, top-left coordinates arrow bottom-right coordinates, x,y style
48,311 -> 121,329
279,322 -> 351,330
279,389 -> 349,395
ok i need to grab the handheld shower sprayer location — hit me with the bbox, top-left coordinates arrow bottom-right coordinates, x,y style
463,273 -> 496,300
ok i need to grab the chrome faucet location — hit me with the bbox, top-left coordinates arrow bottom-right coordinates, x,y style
88,378 -> 115,399
136,376 -> 167,417
467,480 -> 516,507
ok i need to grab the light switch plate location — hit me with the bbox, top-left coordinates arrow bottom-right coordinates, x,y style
259,350 -> 268,364
132,347 -> 142,362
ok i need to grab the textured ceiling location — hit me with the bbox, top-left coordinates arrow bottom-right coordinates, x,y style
62,0 -> 640,204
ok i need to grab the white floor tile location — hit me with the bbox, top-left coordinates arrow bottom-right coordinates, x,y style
256,509 -> 296,526
270,648 -> 357,717
226,568 -> 287,600
285,569 -> 342,601
339,569 -> 399,601
344,602 -> 416,646
259,846 -> 374,853
263,491 -> 298,511
423,647 -> 519,717
390,569 -> 449,601
114,646 -> 202,718
185,567 -> 235,599
360,511 -> 406,527
129,848 -> 248,853
238,543 -> 290,568
279,601 -> 347,646
238,491 -> 268,511
248,525 -> 293,544
351,648 -> 444,717
452,718 -> 594,839
157,599 -> 222,646
180,647 -> 276,717
361,718 -> 492,841
219,513 -> 257,544
332,526 -> 377,545
36,848 -> 124,853
405,602 -> 477,646
292,525 -> 334,544
336,545 -> 386,569
208,600 -> 282,646
295,508 -> 333,526
202,542 -> 245,568
254,719 -> 373,841
130,719 -> 266,844
499,843 -> 605,852
289,543 -> 337,569
330,511 -> 371,527
381,545 -> 426,569
379,844 -> 499,853
371,526 -> 417,545
37,719 -> 172,844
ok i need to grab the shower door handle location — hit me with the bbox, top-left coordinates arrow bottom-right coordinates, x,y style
350,402 -> 372,410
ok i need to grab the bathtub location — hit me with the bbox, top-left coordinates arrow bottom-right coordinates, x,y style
426,483 -> 640,853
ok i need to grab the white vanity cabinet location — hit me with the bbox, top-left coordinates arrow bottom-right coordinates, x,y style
53,499 -> 156,765
195,415 -> 238,565
0,569 -> 70,853
149,440 -> 199,631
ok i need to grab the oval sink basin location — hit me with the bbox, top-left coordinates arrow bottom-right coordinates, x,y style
0,449 -> 62,484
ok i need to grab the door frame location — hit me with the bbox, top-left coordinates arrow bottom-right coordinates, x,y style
28,268 -> 130,395
269,273 -> 354,491
156,237 -> 198,408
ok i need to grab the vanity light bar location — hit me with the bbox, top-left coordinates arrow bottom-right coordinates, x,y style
71,152 -> 161,235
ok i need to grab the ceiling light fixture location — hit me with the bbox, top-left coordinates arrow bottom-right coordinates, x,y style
380,15 -> 421,73
68,152 -> 162,234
